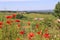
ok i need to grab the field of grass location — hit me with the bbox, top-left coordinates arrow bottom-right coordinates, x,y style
0,13 -> 60,40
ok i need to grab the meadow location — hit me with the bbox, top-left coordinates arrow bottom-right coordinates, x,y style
0,12 -> 60,40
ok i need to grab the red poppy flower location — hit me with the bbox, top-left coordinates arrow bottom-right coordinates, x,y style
16,38 -> 20,40
27,22 -> 30,26
17,24 -> 20,27
43,33 -> 50,38
6,20 -> 12,25
28,32 -> 34,38
37,30 -> 42,35
19,31 -> 24,35
36,24 -> 39,28
12,14 -> 16,18
0,25 -> 2,29
15,19 -> 20,22
0,21 -> 3,25
6,15 -> 12,19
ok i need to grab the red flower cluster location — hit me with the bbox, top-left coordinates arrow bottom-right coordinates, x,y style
37,30 -> 42,35
0,21 -> 3,25
0,21 -> 3,29
28,32 -> 34,39
6,15 -> 12,19
3,14 -> 51,40
43,33 -> 50,38
19,31 -> 24,35
15,19 -> 20,22
12,14 -> 16,18
0,25 -> 2,29
6,20 -> 12,25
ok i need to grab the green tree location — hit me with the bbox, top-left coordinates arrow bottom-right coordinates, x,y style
54,2 -> 60,19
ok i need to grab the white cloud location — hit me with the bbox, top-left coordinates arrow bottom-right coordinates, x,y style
0,0 -> 40,2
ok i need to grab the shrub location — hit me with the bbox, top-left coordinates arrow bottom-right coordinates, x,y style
16,14 -> 26,19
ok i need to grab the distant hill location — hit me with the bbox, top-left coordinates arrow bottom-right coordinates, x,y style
26,10 -> 53,13
0,10 -> 53,13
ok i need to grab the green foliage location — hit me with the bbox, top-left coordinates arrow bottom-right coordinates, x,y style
54,2 -> 60,19
56,23 -> 60,29
44,19 -> 52,27
16,14 -> 26,19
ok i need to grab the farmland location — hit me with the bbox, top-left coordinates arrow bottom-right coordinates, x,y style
0,12 -> 60,40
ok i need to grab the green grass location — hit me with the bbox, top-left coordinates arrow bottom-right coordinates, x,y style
0,13 -> 60,40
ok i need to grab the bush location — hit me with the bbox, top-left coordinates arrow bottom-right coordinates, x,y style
16,14 -> 26,19
54,2 -> 60,19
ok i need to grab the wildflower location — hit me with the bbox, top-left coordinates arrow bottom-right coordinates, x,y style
28,32 -> 34,39
36,24 -> 39,28
16,38 -> 20,40
0,21 -> 3,25
12,14 -> 16,18
6,20 -> 12,25
6,15 -> 12,19
0,25 -> 2,29
19,31 -> 24,35
15,19 -> 20,22
17,24 -> 20,27
43,33 -> 50,38
37,30 -> 42,35
27,21 -> 30,26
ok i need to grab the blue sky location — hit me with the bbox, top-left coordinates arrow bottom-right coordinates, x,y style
0,0 -> 60,11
